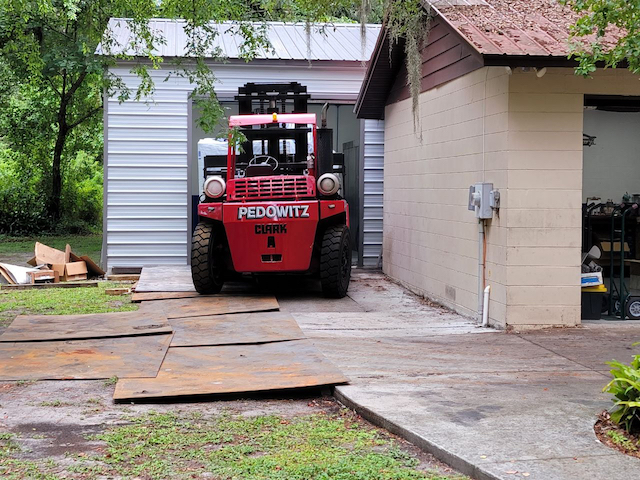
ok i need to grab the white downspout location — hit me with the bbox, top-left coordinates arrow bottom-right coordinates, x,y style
482,285 -> 491,327
477,219 -> 485,324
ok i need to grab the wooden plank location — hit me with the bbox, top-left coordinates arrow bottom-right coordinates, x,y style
28,270 -> 56,283
113,340 -> 348,401
0,265 -> 17,284
0,308 -> 172,342
169,311 -> 305,347
107,274 -> 140,281
157,295 -> 279,319
0,281 -> 99,291
105,288 -> 131,296
0,334 -> 172,380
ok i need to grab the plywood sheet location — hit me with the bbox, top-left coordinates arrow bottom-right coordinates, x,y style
169,312 -> 305,347
158,295 -> 279,319
0,309 -> 172,342
0,334 -> 172,380
113,340 -> 348,400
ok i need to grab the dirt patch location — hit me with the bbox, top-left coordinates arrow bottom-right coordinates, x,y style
11,423 -> 104,458
594,410 -> 640,459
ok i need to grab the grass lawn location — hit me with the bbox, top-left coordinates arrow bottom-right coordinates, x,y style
0,234 -> 102,265
0,282 -> 137,328
0,409 -> 466,480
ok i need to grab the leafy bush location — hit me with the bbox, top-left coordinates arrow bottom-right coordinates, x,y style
59,151 -> 103,234
604,345 -> 640,434
0,151 -> 49,235
0,146 -> 102,235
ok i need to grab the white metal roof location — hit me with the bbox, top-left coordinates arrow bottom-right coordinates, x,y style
98,18 -> 381,62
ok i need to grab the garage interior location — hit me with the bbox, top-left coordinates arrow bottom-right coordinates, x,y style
190,95 -> 363,264
582,95 -> 640,320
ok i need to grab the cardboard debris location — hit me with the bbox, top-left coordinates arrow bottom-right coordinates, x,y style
0,263 -> 45,285
53,261 -> 88,282
7,241 -> 104,285
28,269 -> 57,284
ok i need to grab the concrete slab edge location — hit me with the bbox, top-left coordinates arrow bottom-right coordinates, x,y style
334,386 -> 499,480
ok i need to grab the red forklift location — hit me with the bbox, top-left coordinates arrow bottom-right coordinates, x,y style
192,83 -> 351,297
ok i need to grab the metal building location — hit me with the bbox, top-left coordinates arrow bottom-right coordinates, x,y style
99,19 -> 383,272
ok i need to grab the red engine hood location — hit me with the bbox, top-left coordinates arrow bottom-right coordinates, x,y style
222,201 -> 318,273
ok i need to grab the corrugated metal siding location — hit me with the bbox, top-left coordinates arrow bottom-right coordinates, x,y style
362,119 -> 384,266
99,19 -> 381,62
105,61 -> 383,270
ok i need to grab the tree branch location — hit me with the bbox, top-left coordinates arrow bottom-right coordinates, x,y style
67,105 -> 102,130
45,77 -> 62,98
64,71 -> 88,102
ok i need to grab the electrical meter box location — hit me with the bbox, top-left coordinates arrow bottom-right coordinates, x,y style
468,183 -> 494,219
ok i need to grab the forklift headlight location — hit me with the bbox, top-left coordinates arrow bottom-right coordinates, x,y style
204,176 -> 226,198
317,173 -> 340,196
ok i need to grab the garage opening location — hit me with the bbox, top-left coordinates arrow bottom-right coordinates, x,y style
189,97 -> 363,264
582,95 -> 640,321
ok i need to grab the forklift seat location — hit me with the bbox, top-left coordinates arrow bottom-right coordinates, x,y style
245,164 -> 275,177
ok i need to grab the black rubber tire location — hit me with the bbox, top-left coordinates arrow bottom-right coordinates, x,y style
626,296 -> 640,320
191,222 -> 224,294
320,225 -> 352,298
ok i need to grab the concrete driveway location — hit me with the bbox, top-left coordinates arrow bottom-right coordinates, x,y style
283,271 -> 640,480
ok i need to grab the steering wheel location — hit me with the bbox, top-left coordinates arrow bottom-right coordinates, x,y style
249,155 -> 279,171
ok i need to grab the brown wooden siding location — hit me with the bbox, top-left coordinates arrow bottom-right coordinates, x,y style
386,18 -> 484,105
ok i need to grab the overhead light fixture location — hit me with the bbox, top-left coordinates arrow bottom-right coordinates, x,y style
504,66 -> 512,75
535,67 -> 547,78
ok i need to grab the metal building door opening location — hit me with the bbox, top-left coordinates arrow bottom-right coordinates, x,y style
582,95 -> 640,321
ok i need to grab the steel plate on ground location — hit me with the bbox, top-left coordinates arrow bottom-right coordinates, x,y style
169,312 -> 306,347
158,295 -> 279,319
132,291 -> 202,303
0,334 -> 172,380
0,309 -> 171,342
113,339 -> 348,400
136,266 -> 196,292
132,285 -> 255,303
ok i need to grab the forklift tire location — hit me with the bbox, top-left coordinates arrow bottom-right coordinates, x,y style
626,296 -> 640,320
191,222 -> 224,294
320,224 -> 352,298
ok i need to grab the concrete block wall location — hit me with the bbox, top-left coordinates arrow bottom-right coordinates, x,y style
383,67 -> 510,324
384,67 -> 640,330
505,69 -> 584,329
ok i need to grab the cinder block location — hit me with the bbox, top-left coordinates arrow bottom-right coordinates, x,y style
506,265 -> 580,287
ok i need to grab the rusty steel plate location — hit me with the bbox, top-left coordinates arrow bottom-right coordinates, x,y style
157,295 -> 279,319
169,311 -> 306,347
132,285 -> 256,303
136,266 -> 196,292
113,339 -> 348,400
132,291 -> 202,303
0,334 -> 172,380
0,309 -> 172,342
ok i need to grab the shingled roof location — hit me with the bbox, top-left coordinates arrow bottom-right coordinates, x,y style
356,0 -> 622,118
435,0 -> 582,57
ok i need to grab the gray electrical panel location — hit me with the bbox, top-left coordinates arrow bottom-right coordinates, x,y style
469,183 -> 494,219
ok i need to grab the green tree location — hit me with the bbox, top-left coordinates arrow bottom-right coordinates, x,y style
562,1 -> 640,76
0,0 -> 362,223
0,0 -> 427,227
